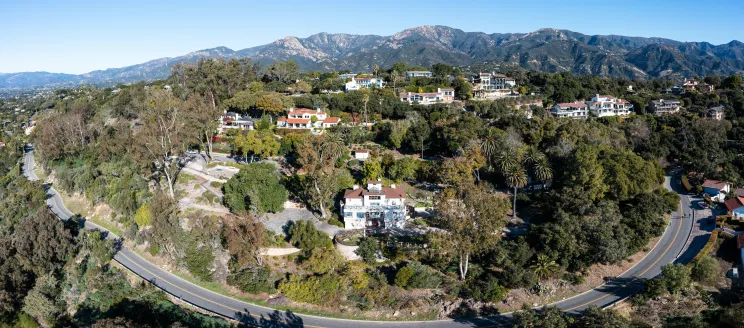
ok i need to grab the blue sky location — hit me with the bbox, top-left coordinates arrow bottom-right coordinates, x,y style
1,0 -> 742,74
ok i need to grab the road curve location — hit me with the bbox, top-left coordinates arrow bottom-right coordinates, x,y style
22,146 -> 695,328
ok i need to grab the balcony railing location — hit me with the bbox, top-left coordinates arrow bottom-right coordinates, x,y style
343,205 -> 406,211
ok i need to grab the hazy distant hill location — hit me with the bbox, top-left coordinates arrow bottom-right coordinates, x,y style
3,26 -> 744,89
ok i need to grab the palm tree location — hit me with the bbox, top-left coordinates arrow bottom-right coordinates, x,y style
479,137 -> 498,166
319,133 -> 345,166
504,164 -> 528,219
373,64 -> 380,79
524,147 -> 553,183
530,254 -> 560,280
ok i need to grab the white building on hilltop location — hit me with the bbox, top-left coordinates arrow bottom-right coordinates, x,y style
585,94 -> 633,117
340,180 -> 408,230
398,88 -> 455,105
345,77 -> 385,91
470,72 -> 516,98
551,102 -> 589,119
276,108 -> 340,130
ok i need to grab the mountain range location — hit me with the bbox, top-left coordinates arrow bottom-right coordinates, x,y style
3,25 -> 744,89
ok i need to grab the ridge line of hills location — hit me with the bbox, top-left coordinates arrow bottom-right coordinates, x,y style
2,25 -> 744,89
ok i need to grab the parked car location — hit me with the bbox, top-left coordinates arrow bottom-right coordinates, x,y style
697,201 -> 709,209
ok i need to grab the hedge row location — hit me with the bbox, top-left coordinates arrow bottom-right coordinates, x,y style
681,175 -> 693,191
690,229 -> 719,264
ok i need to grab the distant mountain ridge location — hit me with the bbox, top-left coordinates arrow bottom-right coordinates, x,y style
3,26 -> 744,89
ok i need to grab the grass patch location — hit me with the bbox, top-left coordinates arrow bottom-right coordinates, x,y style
202,190 -> 217,205
207,161 -> 242,169
177,172 -> 198,185
210,181 -> 223,189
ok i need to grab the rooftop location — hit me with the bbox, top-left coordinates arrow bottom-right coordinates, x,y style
556,102 -> 588,109
725,196 -> 744,212
343,186 -> 406,199
702,179 -> 728,190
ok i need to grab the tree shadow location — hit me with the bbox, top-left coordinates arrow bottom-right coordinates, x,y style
236,309 -> 305,328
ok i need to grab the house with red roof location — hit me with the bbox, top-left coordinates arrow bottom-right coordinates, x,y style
276,108 -> 340,130
726,197 -> 744,219
340,179 -> 408,229
551,102 -> 589,119
703,179 -> 731,202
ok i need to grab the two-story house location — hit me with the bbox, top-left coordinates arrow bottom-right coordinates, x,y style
703,179 -> 731,202
405,71 -> 432,79
338,73 -> 357,80
708,106 -> 725,121
276,108 -> 340,130
398,88 -> 455,105
470,72 -> 517,98
340,180 -> 407,229
551,102 -> 589,119
585,94 -> 633,117
648,99 -> 682,115
345,77 -> 385,91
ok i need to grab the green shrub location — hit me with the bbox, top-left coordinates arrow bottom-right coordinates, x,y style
302,248 -> 346,274
278,274 -> 343,305
227,266 -> 274,294
148,244 -> 160,255
681,175 -> 692,191
394,261 -> 441,289
691,256 -> 719,285
467,276 -> 509,303
288,220 -> 333,252
134,203 -> 152,228
184,245 -> 214,282
355,238 -> 378,265
348,159 -> 359,167
561,272 -> 585,286
328,217 -> 344,228
394,266 -> 414,288
210,181 -> 223,189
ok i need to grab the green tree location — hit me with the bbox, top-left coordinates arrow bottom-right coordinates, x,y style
690,256 -> 719,285
661,263 -> 692,293
134,203 -> 152,227
452,77 -> 473,100
435,181 -> 509,280
22,273 -> 62,326
721,74 -> 743,89
394,266 -> 414,288
222,215 -> 267,268
227,266 -> 274,294
362,157 -> 383,182
287,220 -> 333,252
530,254 -> 561,280
355,238 -> 378,265
184,243 -> 214,281
576,306 -> 630,328
223,162 -> 288,215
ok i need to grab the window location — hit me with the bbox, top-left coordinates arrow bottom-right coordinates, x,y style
370,202 -> 380,206
369,196 -> 381,200
356,212 -> 366,219
344,212 -> 352,217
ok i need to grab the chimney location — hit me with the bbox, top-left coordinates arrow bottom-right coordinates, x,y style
377,178 -> 382,182
316,107 -> 321,112
596,94 -> 600,100
353,184 -> 359,190
391,184 -> 396,189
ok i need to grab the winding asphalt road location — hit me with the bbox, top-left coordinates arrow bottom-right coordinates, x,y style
22,146 -> 697,328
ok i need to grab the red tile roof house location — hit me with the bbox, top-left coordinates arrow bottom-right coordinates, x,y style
339,180 -> 407,230
726,197 -> 744,220
734,188 -> 744,198
276,108 -> 341,131
702,179 -> 731,202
